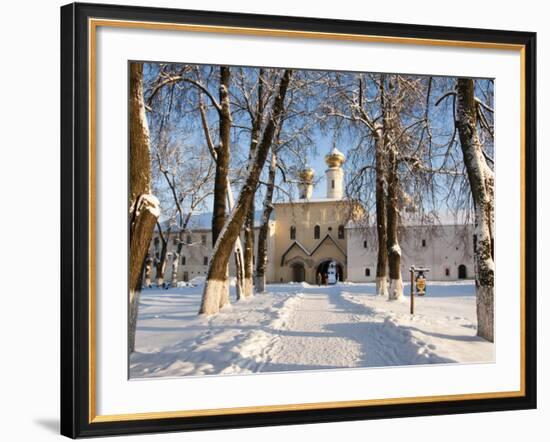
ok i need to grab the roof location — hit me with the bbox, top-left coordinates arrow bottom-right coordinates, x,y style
157,209 -> 273,232
280,234 -> 347,266
347,210 -> 474,229
273,197 -> 349,205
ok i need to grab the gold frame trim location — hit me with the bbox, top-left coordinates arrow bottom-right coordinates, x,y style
88,18 -> 527,424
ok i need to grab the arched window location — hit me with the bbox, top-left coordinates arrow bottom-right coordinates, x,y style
363,240 -> 367,249
365,268 -> 371,277
445,267 -> 450,277
181,255 -> 186,265
290,225 -> 296,240
458,264 -> 467,279
314,225 -> 320,239
338,225 -> 345,239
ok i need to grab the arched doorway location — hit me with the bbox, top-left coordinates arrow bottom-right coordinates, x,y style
291,262 -> 306,282
316,260 -> 344,282
458,264 -> 467,279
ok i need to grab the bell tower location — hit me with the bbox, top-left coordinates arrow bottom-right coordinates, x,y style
324,148 -> 345,199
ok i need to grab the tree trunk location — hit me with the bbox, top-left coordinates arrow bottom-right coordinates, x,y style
155,231 -> 169,287
211,67 -> 232,245
242,68 -> 265,298
231,249 -> 243,304
456,78 -> 494,342
209,67 -> 234,306
143,255 -> 153,288
128,62 -> 159,354
200,69 -> 292,315
374,131 -> 388,297
243,199 -> 255,297
255,150 -> 277,293
170,252 -> 179,287
226,180 -> 244,303
386,146 -> 403,300
381,76 -> 403,301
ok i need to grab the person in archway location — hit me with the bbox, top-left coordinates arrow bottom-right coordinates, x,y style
316,272 -> 322,286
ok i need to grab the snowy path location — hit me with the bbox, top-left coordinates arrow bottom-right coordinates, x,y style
261,286 -> 460,372
130,282 -> 493,378
262,291 -> 364,371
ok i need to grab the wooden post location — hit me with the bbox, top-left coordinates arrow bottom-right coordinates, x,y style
410,266 -> 415,315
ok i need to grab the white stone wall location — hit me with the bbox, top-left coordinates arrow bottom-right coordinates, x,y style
145,217 -> 475,287
147,222 -> 275,285
346,224 -> 475,282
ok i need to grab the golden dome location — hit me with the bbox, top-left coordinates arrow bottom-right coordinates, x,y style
324,147 -> 345,168
298,167 -> 315,183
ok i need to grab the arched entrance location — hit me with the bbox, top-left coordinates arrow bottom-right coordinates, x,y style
458,264 -> 467,279
316,260 -> 344,282
291,262 -> 306,282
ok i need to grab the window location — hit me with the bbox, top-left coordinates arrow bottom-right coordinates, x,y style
473,234 -> 477,253
203,257 -> 208,266
314,225 -> 320,239
338,225 -> 345,239
201,234 -> 207,246
365,268 -> 371,277
422,239 -> 426,247
290,225 -> 296,240
458,264 -> 467,279
181,256 -> 186,265
154,237 -> 160,249
445,268 -> 450,277
186,234 -> 192,244
363,240 -> 367,249
331,179 -> 335,189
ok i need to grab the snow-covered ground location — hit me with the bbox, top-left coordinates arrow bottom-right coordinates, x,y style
130,281 -> 494,379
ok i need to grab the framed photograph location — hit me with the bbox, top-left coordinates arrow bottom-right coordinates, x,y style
60,2 -> 537,438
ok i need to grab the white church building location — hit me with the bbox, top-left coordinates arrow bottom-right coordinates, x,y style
148,148 -> 474,285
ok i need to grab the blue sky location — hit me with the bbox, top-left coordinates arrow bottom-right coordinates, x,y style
143,63 -> 493,219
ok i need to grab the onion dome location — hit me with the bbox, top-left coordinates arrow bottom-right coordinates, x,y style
324,147 -> 346,168
298,166 -> 315,183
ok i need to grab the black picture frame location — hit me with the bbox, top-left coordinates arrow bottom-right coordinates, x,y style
60,2 -> 537,438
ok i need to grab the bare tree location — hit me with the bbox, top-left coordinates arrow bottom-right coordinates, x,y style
456,78 -> 494,342
145,65 -> 232,291
381,76 -> 403,300
323,73 -> 433,300
128,62 -> 160,354
200,69 -> 293,314
197,89 -> 246,303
